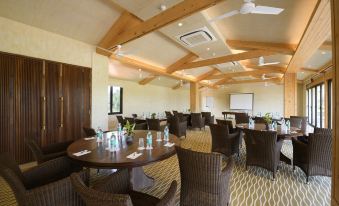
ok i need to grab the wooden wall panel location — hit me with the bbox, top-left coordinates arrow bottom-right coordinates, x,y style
14,57 -> 43,163
0,54 -> 15,159
61,64 -> 85,141
44,61 -> 61,146
0,52 -> 92,164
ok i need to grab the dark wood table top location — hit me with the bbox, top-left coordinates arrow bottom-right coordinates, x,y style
235,123 -> 305,138
67,130 -> 180,169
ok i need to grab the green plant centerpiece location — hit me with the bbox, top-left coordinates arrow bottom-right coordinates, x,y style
263,113 -> 273,130
124,120 -> 135,144
151,113 -> 156,119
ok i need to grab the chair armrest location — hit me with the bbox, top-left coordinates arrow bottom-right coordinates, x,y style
292,137 -> 308,162
179,121 -> 187,130
157,181 -> 177,206
93,169 -> 130,194
40,151 -> 67,163
23,156 -> 82,189
41,140 -> 73,154
26,170 -> 89,206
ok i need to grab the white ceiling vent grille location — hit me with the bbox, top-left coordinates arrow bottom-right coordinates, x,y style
176,27 -> 217,47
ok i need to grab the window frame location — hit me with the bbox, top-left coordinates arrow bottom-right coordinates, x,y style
307,83 -> 325,128
108,86 -> 123,115
328,79 -> 333,128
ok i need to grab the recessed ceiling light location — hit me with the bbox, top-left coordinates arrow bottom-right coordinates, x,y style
160,4 -> 167,11
301,72 -> 305,74
178,22 -> 183,27
321,51 -> 327,55
138,69 -> 142,72
206,47 -> 210,51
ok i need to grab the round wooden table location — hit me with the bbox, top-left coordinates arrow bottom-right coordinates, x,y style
235,123 -> 305,165
67,130 -> 180,190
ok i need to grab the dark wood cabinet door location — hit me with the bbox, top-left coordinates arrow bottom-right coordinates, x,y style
14,56 -> 43,163
44,61 -> 62,146
0,53 -> 16,160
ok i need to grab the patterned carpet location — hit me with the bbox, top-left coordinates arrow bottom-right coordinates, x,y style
0,129 -> 331,206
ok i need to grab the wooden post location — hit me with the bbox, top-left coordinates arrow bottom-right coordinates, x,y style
331,0 -> 339,204
190,82 -> 199,113
284,73 -> 297,117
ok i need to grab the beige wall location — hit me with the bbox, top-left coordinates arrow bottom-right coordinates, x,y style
200,83 -> 284,118
0,16 -> 109,130
108,78 -> 190,129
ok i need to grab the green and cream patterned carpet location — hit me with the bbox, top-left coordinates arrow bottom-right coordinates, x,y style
0,129 -> 331,206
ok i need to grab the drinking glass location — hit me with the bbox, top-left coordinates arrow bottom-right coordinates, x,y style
156,131 -> 162,141
138,138 -> 144,149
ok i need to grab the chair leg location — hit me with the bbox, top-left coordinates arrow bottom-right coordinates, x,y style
306,176 -> 309,184
272,172 -> 276,181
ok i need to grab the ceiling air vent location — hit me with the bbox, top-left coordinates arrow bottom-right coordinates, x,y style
176,26 -> 217,47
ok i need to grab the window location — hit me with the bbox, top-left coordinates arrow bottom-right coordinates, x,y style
108,86 -> 123,114
307,84 -> 325,128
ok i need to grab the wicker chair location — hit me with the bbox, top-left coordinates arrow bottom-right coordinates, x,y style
116,115 -> 126,126
210,124 -> 241,157
134,123 -> 148,130
83,127 -> 97,137
175,146 -> 234,206
191,113 -> 205,130
201,112 -> 215,125
234,113 -> 249,124
132,114 -> 138,118
168,116 -> 187,138
314,127 -> 332,135
243,129 -> 283,180
175,112 -> 188,122
165,111 -> 173,119
26,138 -> 73,164
292,130 -> 332,183
172,111 -> 178,116
0,153 -> 86,206
70,169 -> 177,206
146,118 -> 166,131
216,119 -> 235,133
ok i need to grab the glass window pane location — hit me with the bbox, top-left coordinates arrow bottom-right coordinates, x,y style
316,86 -> 321,127
112,86 -> 121,113
321,84 -> 325,128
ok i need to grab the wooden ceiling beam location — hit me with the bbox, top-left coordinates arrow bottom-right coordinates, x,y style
167,53 -> 199,74
139,75 -> 158,85
99,11 -> 142,50
111,56 -> 216,89
196,68 -> 220,82
286,0 -> 331,73
206,68 -> 285,80
242,63 -> 287,72
173,50 -> 276,71
219,78 -> 283,85
320,41 -> 332,50
226,40 -> 297,55
106,0 -> 222,47
300,67 -> 318,73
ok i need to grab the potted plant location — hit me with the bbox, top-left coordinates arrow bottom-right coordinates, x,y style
124,120 -> 135,144
151,113 -> 156,119
263,113 -> 273,130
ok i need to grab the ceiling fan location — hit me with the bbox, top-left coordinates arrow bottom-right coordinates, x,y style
258,56 -> 280,66
208,0 -> 284,22
113,45 -> 131,57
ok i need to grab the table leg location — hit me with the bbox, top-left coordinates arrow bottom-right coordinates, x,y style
280,152 -> 292,165
129,167 -> 154,190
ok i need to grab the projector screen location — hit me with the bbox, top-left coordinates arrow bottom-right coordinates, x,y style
229,93 -> 254,110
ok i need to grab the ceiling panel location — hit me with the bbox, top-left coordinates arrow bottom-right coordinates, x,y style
0,0 -> 122,44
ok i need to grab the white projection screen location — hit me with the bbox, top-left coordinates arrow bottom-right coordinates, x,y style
229,93 -> 254,110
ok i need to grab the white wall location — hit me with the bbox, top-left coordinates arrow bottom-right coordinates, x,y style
108,78 -> 190,129
0,16 -> 109,130
200,83 -> 284,118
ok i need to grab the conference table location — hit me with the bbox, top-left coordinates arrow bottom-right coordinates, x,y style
235,123 -> 305,165
67,130 -> 180,190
